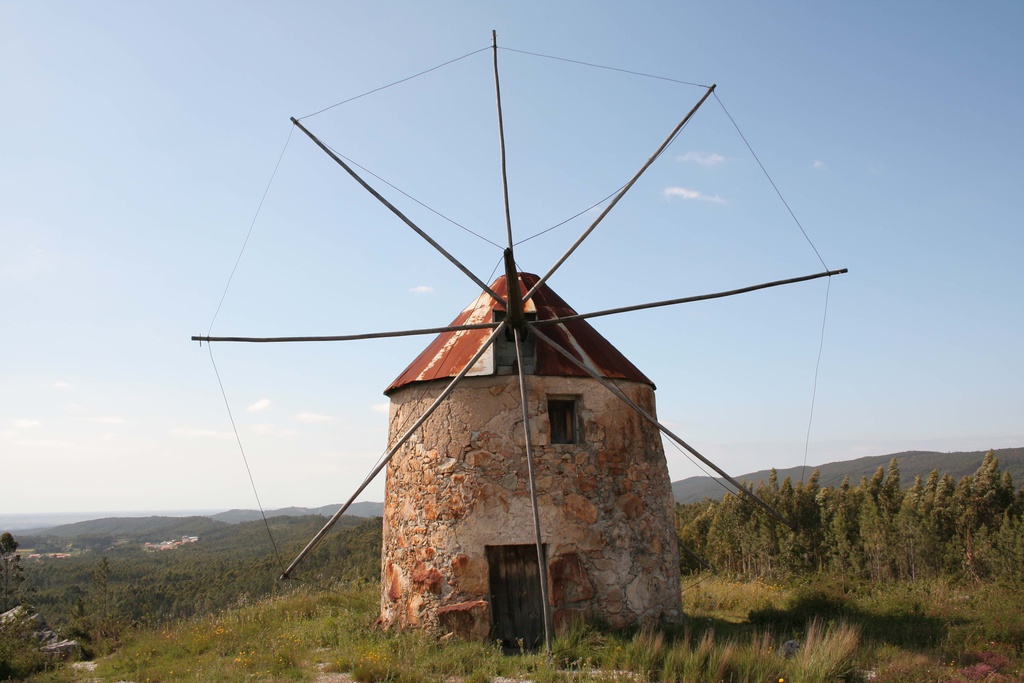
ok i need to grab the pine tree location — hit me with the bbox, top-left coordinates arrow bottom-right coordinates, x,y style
955,452 -> 1016,580
781,470 -> 823,573
0,532 -> 24,612
820,476 -> 864,576
879,458 -> 903,520
895,475 -> 924,579
994,511 -> 1024,582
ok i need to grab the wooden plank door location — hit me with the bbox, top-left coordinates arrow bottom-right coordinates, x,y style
486,544 -> 545,650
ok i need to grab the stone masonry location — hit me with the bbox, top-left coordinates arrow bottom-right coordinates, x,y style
380,373 -> 682,639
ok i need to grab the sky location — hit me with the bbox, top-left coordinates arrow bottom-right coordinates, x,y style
2,2 -> 1022,515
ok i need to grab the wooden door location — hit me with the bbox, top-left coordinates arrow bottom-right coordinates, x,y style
486,544 -> 545,649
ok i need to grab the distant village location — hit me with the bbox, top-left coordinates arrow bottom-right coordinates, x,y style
144,536 -> 199,551
25,552 -> 73,561
22,536 -> 201,561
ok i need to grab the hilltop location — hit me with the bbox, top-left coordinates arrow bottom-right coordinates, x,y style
671,447 -> 1024,504
210,501 -> 384,524
5,449 -> 1019,533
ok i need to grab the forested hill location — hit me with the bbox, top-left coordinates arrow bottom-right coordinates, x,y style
14,515 -> 383,634
20,513 -> 369,555
672,447 -> 1024,504
211,501 -> 384,524
2,502 -> 385,534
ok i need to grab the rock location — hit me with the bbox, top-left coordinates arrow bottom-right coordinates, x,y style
1,606 -> 80,659
548,553 -> 595,604
562,493 -> 598,525
436,600 -> 491,641
40,639 -> 80,657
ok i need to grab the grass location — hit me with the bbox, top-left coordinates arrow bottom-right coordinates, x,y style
18,577 -> 1024,682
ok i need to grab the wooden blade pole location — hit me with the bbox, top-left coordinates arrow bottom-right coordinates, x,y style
524,84 -> 716,303
532,268 -> 848,327
290,117 -> 505,307
512,324 -> 553,654
492,30 -> 515,251
530,326 -> 797,531
280,319 -> 509,580
191,321 -> 499,345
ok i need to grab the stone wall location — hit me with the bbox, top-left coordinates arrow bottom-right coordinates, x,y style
380,374 -> 681,639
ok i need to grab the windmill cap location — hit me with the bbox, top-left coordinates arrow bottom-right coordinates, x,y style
385,272 -> 654,394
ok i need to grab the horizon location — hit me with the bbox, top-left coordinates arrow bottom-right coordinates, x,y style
3,3 -> 1022,515
4,445 -> 1020,521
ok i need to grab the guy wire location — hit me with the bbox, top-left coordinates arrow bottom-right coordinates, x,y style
321,140 -> 503,249
713,91 -> 828,271
299,46 -> 490,120
712,91 -> 838,484
802,277 -> 832,484
207,343 -> 285,575
514,184 -> 624,246
516,110 -> 695,246
207,126 -> 294,336
499,46 -> 709,89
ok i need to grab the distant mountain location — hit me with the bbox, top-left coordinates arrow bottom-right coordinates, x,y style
672,447 -> 1024,504
0,510 -> 225,533
26,518 -> 226,540
19,513 -> 375,556
210,502 -> 384,524
1,503 -> 385,536
10,448 -> 1021,536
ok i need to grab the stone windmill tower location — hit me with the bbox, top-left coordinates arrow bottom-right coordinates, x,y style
198,33 -> 844,654
379,271 -> 681,646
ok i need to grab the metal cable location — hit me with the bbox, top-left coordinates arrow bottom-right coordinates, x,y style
206,344 -> 285,574
713,92 -> 829,271
321,141 -> 503,249
207,126 -> 294,336
299,46 -> 490,120
499,46 -> 710,89
514,184 -> 625,246
801,277 -> 832,484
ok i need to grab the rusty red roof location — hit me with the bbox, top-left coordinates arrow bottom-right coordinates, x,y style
385,273 -> 654,394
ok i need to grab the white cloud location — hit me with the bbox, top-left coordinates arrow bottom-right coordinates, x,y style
170,427 -> 233,438
294,412 -> 334,423
83,417 -> 127,424
677,151 -> 726,166
248,398 -> 271,412
409,285 -> 433,294
16,438 -> 82,449
14,419 -> 42,429
371,403 -> 389,414
663,187 -> 726,204
250,423 -> 297,437
53,380 -> 73,390
812,160 -> 826,170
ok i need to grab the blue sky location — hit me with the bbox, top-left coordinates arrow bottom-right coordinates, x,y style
2,2 -> 1021,514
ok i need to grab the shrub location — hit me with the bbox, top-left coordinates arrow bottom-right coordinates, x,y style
786,618 -> 861,683
0,607 -> 51,679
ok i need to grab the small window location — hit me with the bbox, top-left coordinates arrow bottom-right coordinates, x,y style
492,310 -> 536,375
548,397 -> 579,444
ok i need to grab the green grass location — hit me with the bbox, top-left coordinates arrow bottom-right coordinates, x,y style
18,577 -> 1024,683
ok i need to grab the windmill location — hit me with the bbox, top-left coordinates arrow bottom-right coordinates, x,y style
193,33 -> 846,652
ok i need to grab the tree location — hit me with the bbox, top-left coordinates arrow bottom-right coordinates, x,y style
953,452 -> 1017,580
1,532 -> 25,611
90,557 -> 117,641
895,475 -> 924,579
820,475 -> 865,576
